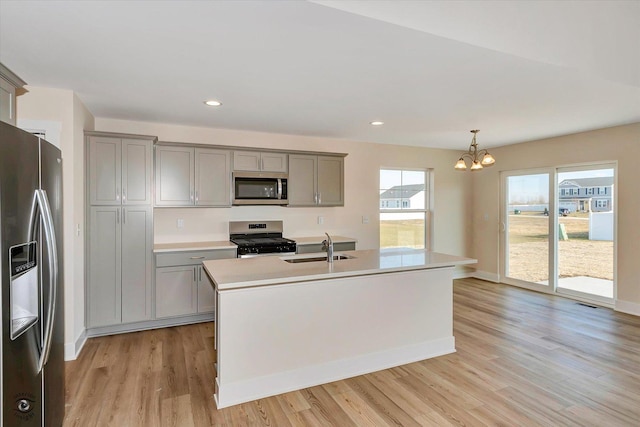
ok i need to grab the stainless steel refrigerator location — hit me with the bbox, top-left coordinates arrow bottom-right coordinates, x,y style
1,120 -> 64,426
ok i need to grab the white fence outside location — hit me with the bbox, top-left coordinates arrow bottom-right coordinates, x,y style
589,211 -> 613,241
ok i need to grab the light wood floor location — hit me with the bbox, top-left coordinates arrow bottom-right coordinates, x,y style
63,278 -> 640,426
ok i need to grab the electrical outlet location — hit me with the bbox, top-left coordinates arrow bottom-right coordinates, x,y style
317,216 -> 324,225
362,215 -> 369,224
177,219 -> 184,229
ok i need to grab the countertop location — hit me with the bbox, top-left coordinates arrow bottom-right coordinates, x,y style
203,248 -> 476,290
153,241 -> 236,253
153,236 -> 356,253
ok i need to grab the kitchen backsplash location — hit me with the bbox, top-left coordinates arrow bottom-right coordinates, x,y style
153,206 -> 370,245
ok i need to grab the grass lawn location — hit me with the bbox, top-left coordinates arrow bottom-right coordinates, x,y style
507,214 -> 613,281
380,219 -> 425,249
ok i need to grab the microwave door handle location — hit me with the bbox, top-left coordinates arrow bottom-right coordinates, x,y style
277,179 -> 283,199
35,190 -> 58,373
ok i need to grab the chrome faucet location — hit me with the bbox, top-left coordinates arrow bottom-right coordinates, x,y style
322,232 -> 334,263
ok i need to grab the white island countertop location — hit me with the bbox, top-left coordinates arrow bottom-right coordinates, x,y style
203,248 -> 476,290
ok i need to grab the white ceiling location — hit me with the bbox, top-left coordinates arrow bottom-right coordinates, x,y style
0,0 -> 638,150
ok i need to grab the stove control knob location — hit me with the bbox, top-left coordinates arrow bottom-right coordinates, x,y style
17,399 -> 31,413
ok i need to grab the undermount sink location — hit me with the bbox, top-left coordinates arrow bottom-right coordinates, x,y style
283,254 -> 355,264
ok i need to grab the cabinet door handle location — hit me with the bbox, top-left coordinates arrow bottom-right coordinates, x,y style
123,208 -> 126,224
116,209 -> 120,224
116,187 -> 120,201
195,190 -> 199,204
193,267 -> 197,282
199,267 -> 202,281
122,188 -> 126,203
190,256 -> 205,259
317,192 -> 321,205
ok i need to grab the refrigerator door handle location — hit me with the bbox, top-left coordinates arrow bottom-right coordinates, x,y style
35,189 -> 58,372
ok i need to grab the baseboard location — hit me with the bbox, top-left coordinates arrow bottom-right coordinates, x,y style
86,312 -> 214,338
215,336 -> 455,409
453,266 -> 475,279
471,270 -> 501,283
615,299 -> 640,317
64,329 -> 87,361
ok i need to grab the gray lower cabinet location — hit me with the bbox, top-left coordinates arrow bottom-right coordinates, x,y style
288,154 -> 344,206
155,145 -> 231,207
154,248 -> 236,319
87,205 -> 153,328
155,266 -> 197,318
296,241 -> 356,254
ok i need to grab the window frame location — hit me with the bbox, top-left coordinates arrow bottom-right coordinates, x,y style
379,168 -> 431,250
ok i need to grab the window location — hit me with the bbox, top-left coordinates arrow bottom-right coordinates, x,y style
596,199 -> 608,208
587,188 -> 595,195
379,169 -> 428,249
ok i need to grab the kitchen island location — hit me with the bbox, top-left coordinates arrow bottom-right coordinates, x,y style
203,248 -> 476,409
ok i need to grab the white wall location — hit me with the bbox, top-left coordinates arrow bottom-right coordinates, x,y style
17,87 -> 95,359
470,123 -> 640,315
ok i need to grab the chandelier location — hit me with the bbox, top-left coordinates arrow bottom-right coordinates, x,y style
454,130 -> 495,171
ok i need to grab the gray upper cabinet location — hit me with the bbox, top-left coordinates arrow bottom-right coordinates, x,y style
87,134 -> 153,206
195,148 -> 231,206
155,145 -> 231,207
233,150 -> 288,172
122,139 -> 153,204
0,63 -> 26,126
288,154 -> 317,206
317,156 -> 344,206
288,154 -> 344,206
155,145 -> 194,206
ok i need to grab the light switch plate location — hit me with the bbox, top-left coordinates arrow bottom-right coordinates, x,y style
317,216 -> 324,225
177,219 -> 184,228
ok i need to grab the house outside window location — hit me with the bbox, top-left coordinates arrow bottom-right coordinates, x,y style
559,177 -> 613,212
380,169 -> 428,249
595,199 -> 608,209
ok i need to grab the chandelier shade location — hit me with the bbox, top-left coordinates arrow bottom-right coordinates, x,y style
454,130 -> 495,171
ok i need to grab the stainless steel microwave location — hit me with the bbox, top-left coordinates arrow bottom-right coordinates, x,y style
232,172 -> 288,205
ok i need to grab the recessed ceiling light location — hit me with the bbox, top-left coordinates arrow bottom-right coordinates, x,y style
370,121 -> 384,126
204,100 -> 222,106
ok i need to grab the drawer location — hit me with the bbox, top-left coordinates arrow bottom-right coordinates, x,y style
155,248 -> 237,267
296,242 -> 356,254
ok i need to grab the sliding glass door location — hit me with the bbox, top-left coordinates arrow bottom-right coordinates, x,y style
501,164 -> 615,304
556,166 -> 615,303
503,171 -> 552,290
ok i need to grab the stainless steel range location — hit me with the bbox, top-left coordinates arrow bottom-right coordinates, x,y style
230,220 -> 296,258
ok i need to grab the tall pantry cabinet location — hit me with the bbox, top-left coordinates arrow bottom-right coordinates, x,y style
85,132 -> 156,329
